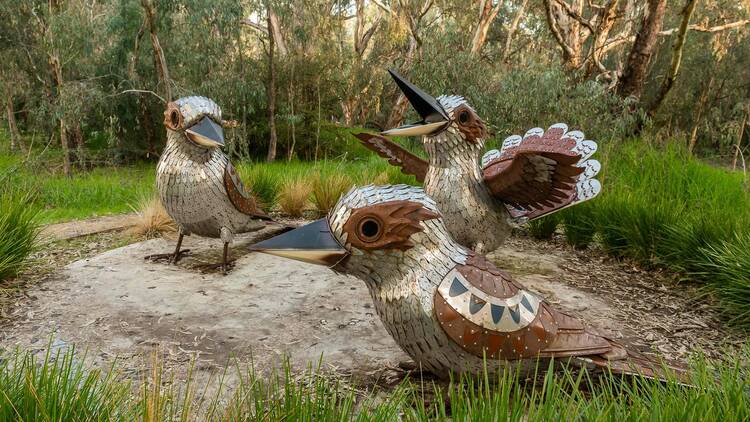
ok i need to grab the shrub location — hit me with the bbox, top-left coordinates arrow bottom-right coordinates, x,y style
0,190 -> 41,281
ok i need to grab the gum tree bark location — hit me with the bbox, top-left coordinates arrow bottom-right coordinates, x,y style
470,0 -> 503,56
141,0 -> 172,102
265,6 -> 278,162
647,0 -> 698,116
5,95 -> 24,152
502,0 -> 529,62
617,0 -> 667,99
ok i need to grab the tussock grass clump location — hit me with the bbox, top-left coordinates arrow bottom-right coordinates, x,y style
127,195 -> 176,239
0,346 -> 127,421
527,214 -> 560,240
311,172 -> 353,214
561,204 -> 596,249
277,177 -> 312,217
0,189 -> 41,281
240,166 -> 281,208
562,140 -> 750,328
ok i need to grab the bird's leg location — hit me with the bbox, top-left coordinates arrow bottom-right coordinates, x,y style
221,242 -> 229,275
145,231 -> 191,263
196,242 -> 235,275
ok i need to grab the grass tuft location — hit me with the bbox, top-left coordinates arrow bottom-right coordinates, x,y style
127,195 -> 176,239
0,189 -> 41,281
527,215 -> 560,240
277,177 -> 312,217
311,172 -> 353,215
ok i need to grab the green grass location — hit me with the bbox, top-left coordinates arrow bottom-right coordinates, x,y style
560,140 -> 750,328
1,344 -> 749,420
0,189 -> 41,281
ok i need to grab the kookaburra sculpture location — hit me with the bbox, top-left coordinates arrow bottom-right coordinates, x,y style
148,96 -> 270,274
355,71 -> 601,253
251,185 -> 681,380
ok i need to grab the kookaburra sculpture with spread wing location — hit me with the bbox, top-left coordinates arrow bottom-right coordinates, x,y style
251,185 -> 681,380
354,71 -> 601,253
148,96 -> 270,274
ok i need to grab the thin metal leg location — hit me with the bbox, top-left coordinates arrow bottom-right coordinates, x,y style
222,242 -> 229,274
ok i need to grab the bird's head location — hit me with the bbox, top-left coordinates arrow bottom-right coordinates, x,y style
381,70 -> 489,151
250,185 -> 465,283
163,96 -> 225,148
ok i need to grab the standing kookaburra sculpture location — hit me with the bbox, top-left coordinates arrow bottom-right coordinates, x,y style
148,96 -> 270,274
355,71 -> 601,253
251,185 -> 681,380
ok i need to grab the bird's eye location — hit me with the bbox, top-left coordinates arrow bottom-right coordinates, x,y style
458,110 -> 470,124
357,217 -> 382,242
169,110 -> 181,128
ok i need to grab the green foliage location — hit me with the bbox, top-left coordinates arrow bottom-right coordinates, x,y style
527,215 -> 560,240
561,203 -> 597,249
2,344 -> 750,420
0,189 -> 40,281
0,346 -> 127,421
563,140 -> 750,328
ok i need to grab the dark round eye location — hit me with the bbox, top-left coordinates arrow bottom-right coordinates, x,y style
458,110 -> 470,124
170,110 -> 181,128
358,218 -> 382,241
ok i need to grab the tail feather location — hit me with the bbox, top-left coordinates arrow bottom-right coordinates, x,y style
574,340 -> 690,384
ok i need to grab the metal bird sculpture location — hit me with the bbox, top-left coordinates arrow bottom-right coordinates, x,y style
251,185 -> 682,381
147,96 -> 271,274
354,70 -> 601,253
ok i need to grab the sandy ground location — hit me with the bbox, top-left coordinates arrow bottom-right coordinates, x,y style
0,223 -> 745,387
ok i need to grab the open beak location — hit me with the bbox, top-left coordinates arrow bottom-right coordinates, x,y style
381,69 -> 449,137
186,116 -> 225,147
249,218 -> 349,267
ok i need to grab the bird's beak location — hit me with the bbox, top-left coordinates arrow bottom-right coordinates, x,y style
381,69 -> 449,137
186,116 -> 225,148
249,218 -> 349,267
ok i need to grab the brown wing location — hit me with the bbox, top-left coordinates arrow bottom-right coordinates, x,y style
224,161 -> 272,220
434,254 -> 609,360
434,254 -> 686,381
482,124 -> 601,220
353,133 -> 428,183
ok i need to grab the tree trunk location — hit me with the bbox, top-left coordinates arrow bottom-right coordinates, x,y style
141,0 -> 172,102
617,0 -> 667,99
585,0 -> 620,76
48,54 -> 71,177
732,104 -> 749,171
268,8 -> 288,57
386,36 -> 418,129
470,0 -> 502,56
265,8 -> 278,162
647,0 -> 697,117
502,0 -> 529,62
542,0 -> 586,69
5,95 -> 24,152
688,75 -> 714,154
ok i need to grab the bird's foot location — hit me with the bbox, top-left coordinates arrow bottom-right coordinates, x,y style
144,249 -> 191,264
195,260 -> 236,275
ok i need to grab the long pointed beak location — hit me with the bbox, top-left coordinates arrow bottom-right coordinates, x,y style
186,116 -> 225,147
249,218 -> 349,267
382,69 -> 449,137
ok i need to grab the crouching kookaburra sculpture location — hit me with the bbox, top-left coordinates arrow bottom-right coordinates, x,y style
355,71 -> 601,253
147,96 -> 271,274
251,185 -> 683,380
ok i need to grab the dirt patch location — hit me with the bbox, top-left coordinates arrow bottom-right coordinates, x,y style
0,223 -> 745,389
41,213 -> 138,241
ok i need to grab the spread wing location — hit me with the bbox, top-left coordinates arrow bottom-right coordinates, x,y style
435,254 -> 685,380
482,123 -> 601,221
224,161 -> 272,220
353,133 -> 428,183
